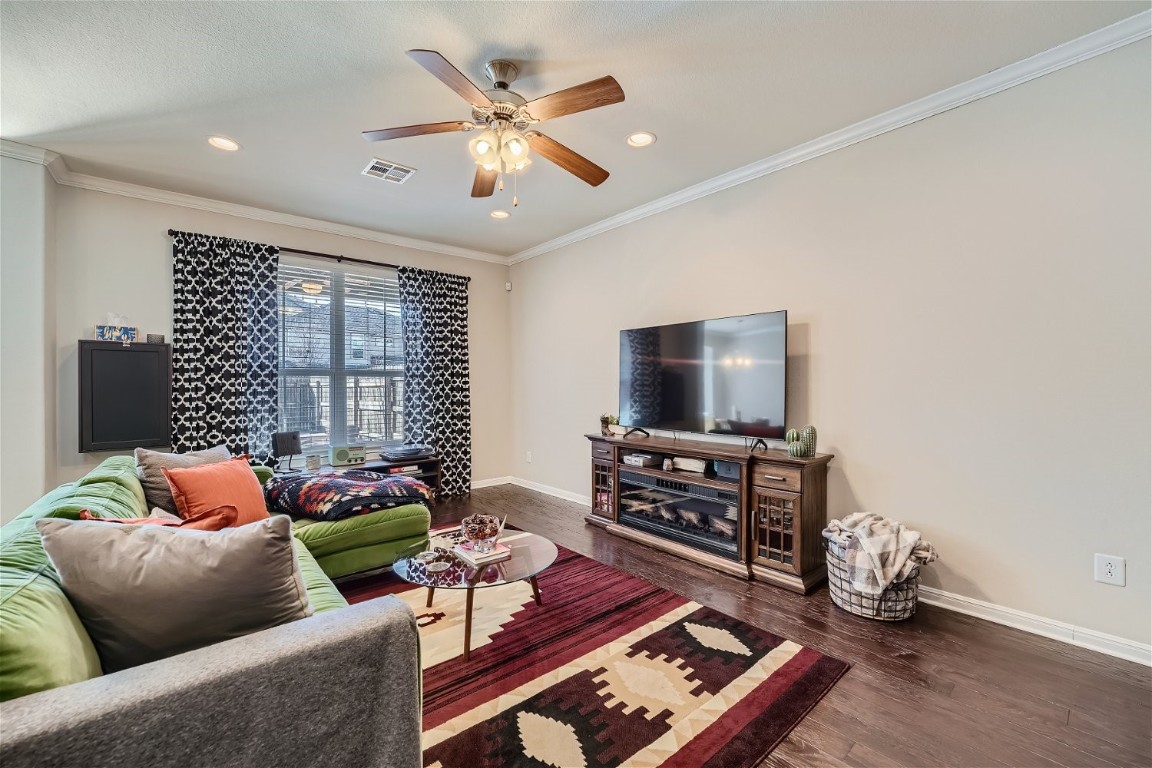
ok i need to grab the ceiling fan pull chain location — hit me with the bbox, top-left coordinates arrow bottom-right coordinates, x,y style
498,174 -> 505,192
513,173 -> 519,207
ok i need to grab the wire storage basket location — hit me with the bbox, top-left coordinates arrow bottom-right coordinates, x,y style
825,541 -> 920,621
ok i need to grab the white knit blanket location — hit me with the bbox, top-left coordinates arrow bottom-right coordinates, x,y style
823,513 -> 937,596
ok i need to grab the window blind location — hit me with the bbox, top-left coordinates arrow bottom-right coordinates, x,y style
276,259 -> 404,452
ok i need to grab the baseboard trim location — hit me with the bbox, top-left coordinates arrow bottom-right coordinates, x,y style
470,476 -> 515,490
507,478 -> 592,507
916,587 -> 1150,666
469,475 -> 591,506
476,476 -> 1151,666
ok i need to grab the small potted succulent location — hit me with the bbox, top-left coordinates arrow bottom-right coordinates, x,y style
599,413 -> 619,436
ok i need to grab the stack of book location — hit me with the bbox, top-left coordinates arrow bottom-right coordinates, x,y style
453,540 -> 511,566
386,465 -> 423,476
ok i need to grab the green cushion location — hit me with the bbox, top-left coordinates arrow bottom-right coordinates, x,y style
292,504 -> 431,579
309,533 -> 430,580
0,564 -> 103,702
292,504 -> 430,560
252,465 -> 275,486
293,539 -> 347,614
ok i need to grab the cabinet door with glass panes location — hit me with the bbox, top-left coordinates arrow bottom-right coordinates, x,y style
750,486 -> 802,574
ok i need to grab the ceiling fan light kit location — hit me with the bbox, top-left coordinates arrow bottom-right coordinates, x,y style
362,49 -> 625,206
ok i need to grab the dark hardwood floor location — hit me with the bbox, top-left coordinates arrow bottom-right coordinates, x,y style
430,485 -> 1151,768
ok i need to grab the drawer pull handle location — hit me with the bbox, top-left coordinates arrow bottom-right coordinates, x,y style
595,449 -> 609,455
762,474 -> 786,482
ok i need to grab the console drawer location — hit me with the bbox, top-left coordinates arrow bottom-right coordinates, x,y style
750,463 -> 801,492
590,441 -> 614,461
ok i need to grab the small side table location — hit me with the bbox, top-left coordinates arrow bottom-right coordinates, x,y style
392,530 -> 558,661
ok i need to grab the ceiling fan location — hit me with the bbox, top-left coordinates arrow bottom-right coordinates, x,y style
362,50 -> 625,200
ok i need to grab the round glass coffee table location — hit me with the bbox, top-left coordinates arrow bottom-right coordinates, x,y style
393,529 -> 558,661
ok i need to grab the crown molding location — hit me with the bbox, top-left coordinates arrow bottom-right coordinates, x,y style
58,171 -> 509,265
6,11 -> 1148,268
509,10 -> 1152,264
1,140 -> 509,266
0,139 -> 54,165
0,139 -> 68,183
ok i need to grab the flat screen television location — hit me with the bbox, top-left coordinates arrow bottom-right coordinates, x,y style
79,340 -> 172,452
619,310 -> 787,440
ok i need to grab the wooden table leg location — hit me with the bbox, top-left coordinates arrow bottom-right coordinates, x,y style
426,587 -> 435,608
463,587 -> 474,661
530,575 -> 542,606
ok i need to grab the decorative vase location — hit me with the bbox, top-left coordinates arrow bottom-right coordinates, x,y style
799,425 -> 817,457
788,441 -> 806,458
785,428 -> 799,444
461,514 -> 501,553
600,417 -> 612,437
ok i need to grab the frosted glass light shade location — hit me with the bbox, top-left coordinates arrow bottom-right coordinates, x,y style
501,133 -> 528,163
469,129 -> 500,166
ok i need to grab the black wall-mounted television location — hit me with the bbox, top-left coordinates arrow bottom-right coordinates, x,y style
79,340 -> 172,452
619,310 -> 787,440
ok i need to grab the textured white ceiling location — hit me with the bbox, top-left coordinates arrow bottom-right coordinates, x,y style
1,1 -> 1145,257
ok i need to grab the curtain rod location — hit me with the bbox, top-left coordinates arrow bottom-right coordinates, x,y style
166,230 -> 400,270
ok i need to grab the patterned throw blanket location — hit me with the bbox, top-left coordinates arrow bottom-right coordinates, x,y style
823,513 -> 937,595
264,470 -> 433,522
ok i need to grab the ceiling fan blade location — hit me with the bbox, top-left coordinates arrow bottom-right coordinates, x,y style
526,132 -> 609,187
406,49 -> 494,107
524,76 -> 624,121
362,121 -> 472,142
471,166 -> 497,198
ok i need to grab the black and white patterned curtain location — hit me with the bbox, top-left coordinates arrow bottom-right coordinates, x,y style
397,266 -> 472,496
170,231 -> 279,462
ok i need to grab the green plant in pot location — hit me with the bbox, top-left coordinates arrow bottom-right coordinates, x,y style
599,413 -> 619,436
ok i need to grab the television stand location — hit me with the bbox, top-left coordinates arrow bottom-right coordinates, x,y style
622,426 -> 650,438
585,432 -> 833,594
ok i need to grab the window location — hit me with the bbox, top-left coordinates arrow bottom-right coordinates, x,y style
276,259 -> 404,453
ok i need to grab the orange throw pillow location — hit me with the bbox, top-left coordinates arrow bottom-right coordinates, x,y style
78,506 -> 239,531
162,458 -> 270,527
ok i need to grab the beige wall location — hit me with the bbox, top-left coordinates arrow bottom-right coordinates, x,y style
1,156 -> 56,521
509,42 -> 1151,643
50,187 -> 513,490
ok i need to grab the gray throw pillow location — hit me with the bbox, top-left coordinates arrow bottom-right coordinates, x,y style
135,445 -> 231,513
36,515 -> 313,673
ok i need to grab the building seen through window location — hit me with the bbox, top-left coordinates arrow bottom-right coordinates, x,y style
277,261 -> 404,452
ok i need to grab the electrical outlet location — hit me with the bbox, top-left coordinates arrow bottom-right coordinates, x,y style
1094,554 -> 1125,586
526,450 -> 533,464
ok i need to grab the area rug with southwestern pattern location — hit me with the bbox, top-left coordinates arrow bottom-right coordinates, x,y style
339,543 -> 848,768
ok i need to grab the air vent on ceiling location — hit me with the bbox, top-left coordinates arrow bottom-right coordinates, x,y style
362,158 -> 416,184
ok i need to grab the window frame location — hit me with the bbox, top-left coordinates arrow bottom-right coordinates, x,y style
276,257 -> 404,453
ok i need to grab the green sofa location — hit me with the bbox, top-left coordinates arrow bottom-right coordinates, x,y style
0,457 -> 423,767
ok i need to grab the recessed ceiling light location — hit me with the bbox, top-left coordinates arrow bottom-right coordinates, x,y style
626,131 -> 656,148
490,210 -> 510,219
208,136 -> 241,152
